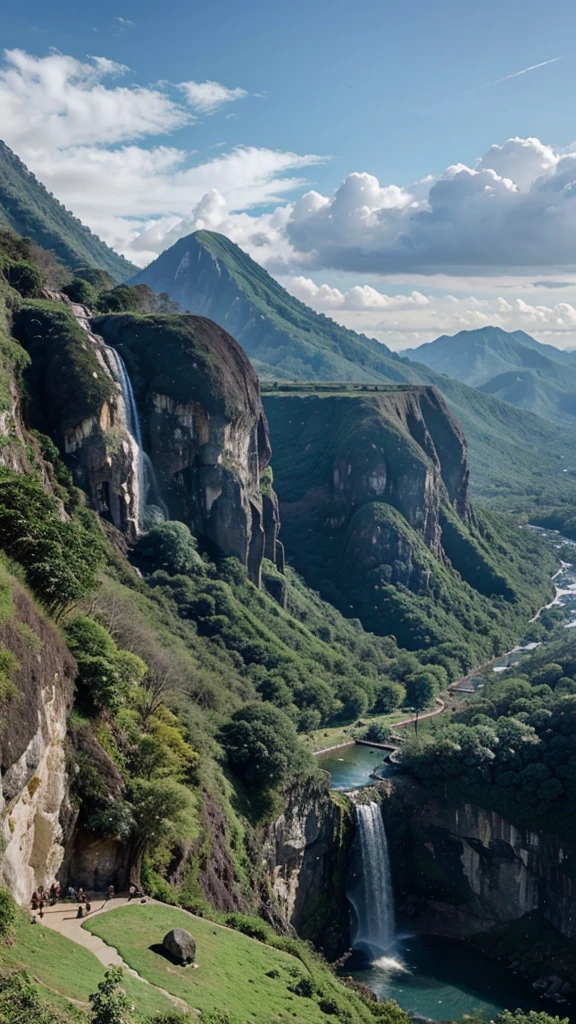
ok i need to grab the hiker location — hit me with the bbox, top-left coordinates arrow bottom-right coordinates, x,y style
107,884 -> 115,901
76,905 -> 84,919
77,887 -> 85,903
49,883 -> 57,905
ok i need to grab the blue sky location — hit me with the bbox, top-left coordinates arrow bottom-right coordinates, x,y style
2,0 -> 576,348
6,0 -> 574,188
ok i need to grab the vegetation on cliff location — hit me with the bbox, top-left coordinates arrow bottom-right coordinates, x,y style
0,141 -> 135,281
401,628 -> 576,837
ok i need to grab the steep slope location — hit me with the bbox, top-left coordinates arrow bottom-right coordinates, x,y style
0,141 -> 136,281
263,386 -> 556,655
406,326 -> 576,427
131,231 -> 576,508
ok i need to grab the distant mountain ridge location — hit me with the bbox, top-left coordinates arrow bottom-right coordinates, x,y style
0,140 -> 136,282
131,230 -> 576,507
405,326 -> 576,427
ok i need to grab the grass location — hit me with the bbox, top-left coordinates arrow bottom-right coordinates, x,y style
303,707 -> 412,753
84,903 -> 345,1024
0,910 -> 175,1017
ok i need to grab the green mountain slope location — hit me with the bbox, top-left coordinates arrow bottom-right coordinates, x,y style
406,326 -> 576,427
132,231 -> 576,508
0,141 -> 136,281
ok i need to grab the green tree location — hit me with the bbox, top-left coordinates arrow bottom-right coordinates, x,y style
134,522 -> 200,576
220,702 -> 309,787
129,778 -> 189,882
63,278 -> 97,306
89,967 -> 134,1024
404,672 -> 436,732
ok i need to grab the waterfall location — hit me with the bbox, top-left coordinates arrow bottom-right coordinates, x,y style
107,349 -> 168,527
347,802 -> 395,961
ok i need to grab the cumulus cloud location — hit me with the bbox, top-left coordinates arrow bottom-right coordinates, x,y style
0,49 -> 319,265
180,80 -> 248,113
281,139 -> 576,276
287,277 -> 429,312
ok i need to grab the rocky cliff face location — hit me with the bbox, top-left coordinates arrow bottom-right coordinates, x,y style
262,387 -> 476,640
0,578 -> 76,905
380,777 -> 576,941
93,313 -> 283,585
261,782 -> 354,958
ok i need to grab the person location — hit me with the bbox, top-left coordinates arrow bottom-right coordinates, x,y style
107,884 -> 115,902
128,885 -> 136,901
85,900 -> 92,914
49,883 -> 56,906
76,905 -> 84,919
54,883 -> 61,902
68,885 -> 77,902
39,907 -> 44,921
31,891 -> 38,911
77,887 -> 85,903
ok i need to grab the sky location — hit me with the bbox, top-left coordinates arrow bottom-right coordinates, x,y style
2,0 -> 576,349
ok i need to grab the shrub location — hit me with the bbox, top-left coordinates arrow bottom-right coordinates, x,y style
219,702 -> 310,788
0,888 -> 16,941
374,681 -> 405,714
89,967 -> 134,1024
134,522 -> 200,576
63,278 -> 97,306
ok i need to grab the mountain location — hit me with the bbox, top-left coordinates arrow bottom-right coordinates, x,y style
405,326 -> 576,427
131,231 -> 576,509
0,140 -> 136,281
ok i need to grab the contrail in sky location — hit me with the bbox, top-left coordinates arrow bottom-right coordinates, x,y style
474,56 -> 563,91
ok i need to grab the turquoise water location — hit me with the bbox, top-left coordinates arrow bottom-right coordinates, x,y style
346,937 -> 552,1021
318,744 -> 390,790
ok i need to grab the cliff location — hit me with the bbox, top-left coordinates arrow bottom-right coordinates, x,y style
261,782 -> 354,958
93,313 -> 282,585
0,571 -> 76,905
380,777 -> 576,941
15,300 -> 282,584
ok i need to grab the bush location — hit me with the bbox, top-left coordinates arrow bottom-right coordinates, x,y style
374,681 -> 405,714
134,522 -> 200,576
219,701 -> 310,788
63,278 -> 97,306
0,888 -> 16,941
4,259 -> 42,297
65,616 -> 147,712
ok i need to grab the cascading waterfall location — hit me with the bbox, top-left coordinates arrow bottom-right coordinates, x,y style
107,348 -> 168,527
347,802 -> 395,961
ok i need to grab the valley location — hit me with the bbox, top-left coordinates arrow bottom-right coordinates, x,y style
0,155 -> 575,1024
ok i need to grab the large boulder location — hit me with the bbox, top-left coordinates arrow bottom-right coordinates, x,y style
162,927 -> 196,965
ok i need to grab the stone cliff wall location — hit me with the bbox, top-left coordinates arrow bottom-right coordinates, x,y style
94,313 -> 283,585
261,782 -> 354,958
0,580 -> 76,905
380,777 -> 576,941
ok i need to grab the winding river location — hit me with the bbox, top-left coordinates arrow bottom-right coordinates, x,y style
319,528 -> 576,1021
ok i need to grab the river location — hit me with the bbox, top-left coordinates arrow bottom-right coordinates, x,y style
319,528 -> 576,1021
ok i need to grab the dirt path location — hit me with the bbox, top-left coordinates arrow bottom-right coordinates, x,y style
40,898 -> 189,1012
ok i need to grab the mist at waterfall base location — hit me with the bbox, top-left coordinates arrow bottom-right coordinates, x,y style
345,801 -> 546,1021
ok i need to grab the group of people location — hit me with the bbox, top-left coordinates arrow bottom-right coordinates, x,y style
30,883 -> 61,918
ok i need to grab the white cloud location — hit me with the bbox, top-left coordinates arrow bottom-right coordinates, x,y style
0,49 -> 188,150
180,80 -> 248,113
286,277 -> 429,312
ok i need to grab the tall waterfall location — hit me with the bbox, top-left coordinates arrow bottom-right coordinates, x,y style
107,349 -> 168,527
347,802 -> 395,960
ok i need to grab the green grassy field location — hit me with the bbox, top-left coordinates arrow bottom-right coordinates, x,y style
0,911 -> 174,1017
84,903 -> 342,1024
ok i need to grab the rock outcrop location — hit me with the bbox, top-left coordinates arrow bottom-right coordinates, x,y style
92,313 -> 283,585
262,387 -> 480,641
0,577 -> 76,905
380,777 -> 576,941
261,781 -> 354,958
